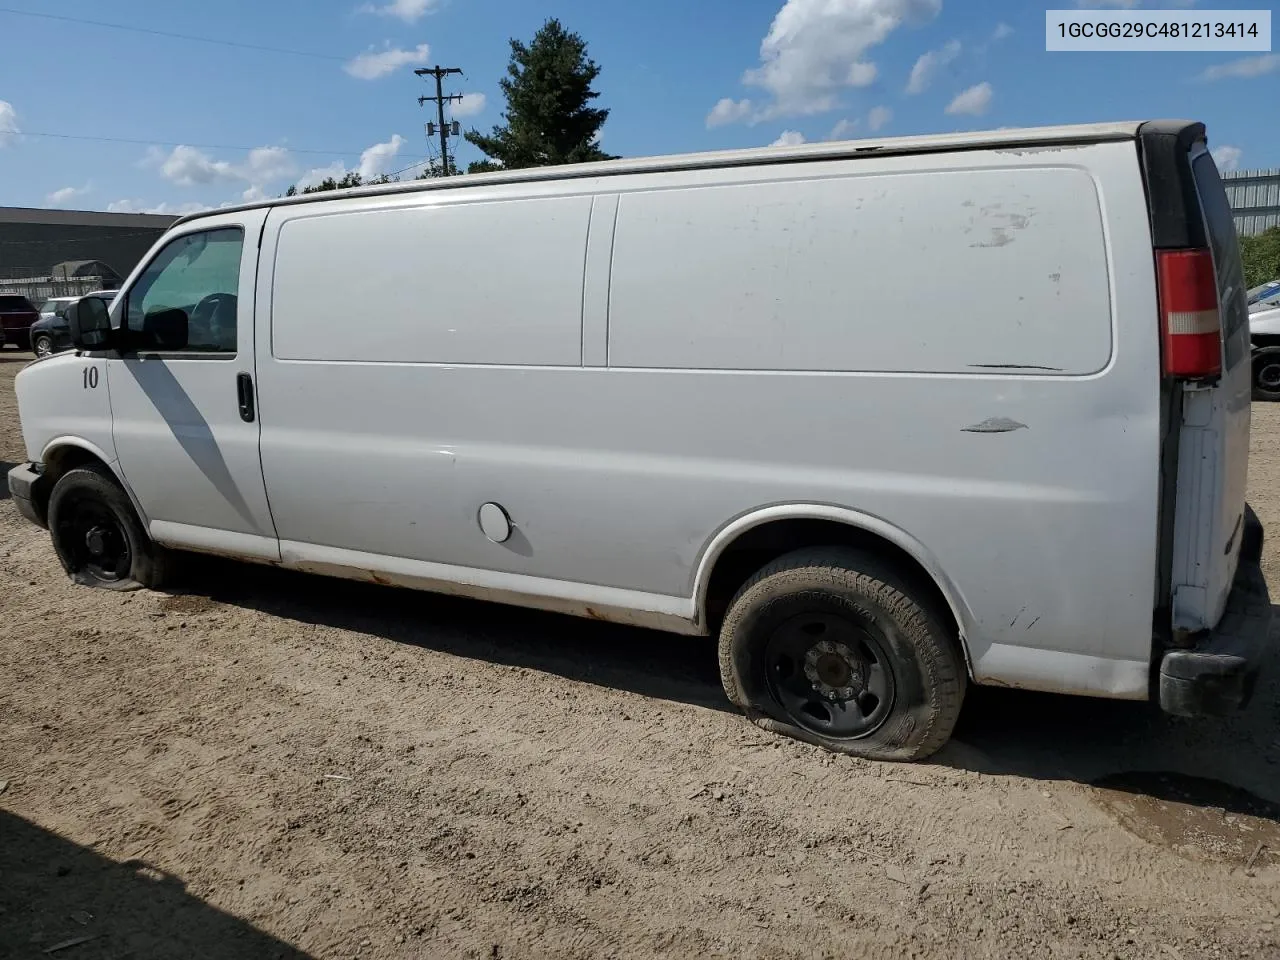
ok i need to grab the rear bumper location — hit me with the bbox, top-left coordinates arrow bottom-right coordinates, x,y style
1159,508 -> 1272,717
7,462 -> 49,529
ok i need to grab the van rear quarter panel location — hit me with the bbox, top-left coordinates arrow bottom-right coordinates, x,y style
257,141 -> 1162,698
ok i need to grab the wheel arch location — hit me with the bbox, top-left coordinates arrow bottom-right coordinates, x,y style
38,439 -> 151,529
693,505 -> 974,670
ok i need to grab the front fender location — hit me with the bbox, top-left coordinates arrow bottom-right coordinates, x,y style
38,438 -> 152,529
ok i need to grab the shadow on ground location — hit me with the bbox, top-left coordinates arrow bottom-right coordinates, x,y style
0,463 -> 14,500
939,612 -> 1280,813
177,557 -> 1280,814
189,556 -> 730,713
0,810 -> 310,959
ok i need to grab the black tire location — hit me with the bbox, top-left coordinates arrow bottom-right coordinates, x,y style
1253,346 -> 1280,402
719,547 -> 966,762
47,464 -> 173,591
31,332 -> 54,358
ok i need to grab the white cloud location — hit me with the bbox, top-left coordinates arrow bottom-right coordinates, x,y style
906,39 -> 961,94
1198,53 -> 1279,82
296,161 -> 349,189
295,135 -> 406,188
739,0 -> 943,120
1212,145 -> 1243,173
359,0 -> 439,22
945,82 -> 993,116
0,99 -> 19,147
706,97 -> 755,128
867,105 -> 893,131
151,144 -> 297,196
828,118 -> 857,140
769,130 -> 807,147
107,199 -> 209,216
244,146 -> 296,182
47,184 -> 90,206
992,22 -> 1013,41
145,143 -> 297,205
344,43 -> 431,80
450,93 -> 487,119
846,62 -> 878,86
159,145 -> 239,186
358,134 -> 405,179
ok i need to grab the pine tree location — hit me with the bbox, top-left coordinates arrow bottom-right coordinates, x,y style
465,18 -> 616,172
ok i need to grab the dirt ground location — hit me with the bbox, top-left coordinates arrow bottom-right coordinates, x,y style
2,345 -> 1279,960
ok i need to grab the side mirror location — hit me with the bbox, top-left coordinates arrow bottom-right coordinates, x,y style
67,296 -> 113,352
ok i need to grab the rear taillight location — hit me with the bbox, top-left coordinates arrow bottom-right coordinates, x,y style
1157,248 -> 1221,380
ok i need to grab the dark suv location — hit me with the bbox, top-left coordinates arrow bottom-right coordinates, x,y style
0,294 -> 40,350
29,291 -> 119,358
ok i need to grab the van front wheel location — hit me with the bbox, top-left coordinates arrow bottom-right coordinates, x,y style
718,548 -> 966,762
47,464 -> 172,591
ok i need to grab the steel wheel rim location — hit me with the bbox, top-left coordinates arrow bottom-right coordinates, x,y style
1259,361 -> 1280,390
56,495 -> 131,582
34,336 -> 52,357
763,610 -> 896,739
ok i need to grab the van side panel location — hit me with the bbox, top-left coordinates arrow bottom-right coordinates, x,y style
256,141 -> 1161,699
608,168 -> 1112,375
271,196 -> 593,367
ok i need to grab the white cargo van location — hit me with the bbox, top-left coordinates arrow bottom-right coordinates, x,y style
8,120 -> 1270,761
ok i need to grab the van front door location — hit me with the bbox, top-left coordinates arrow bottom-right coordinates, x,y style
107,214 -> 279,561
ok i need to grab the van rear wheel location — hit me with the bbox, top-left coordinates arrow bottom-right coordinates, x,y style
718,548 -> 965,762
1252,346 -> 1280,402
47,464 -> 173,591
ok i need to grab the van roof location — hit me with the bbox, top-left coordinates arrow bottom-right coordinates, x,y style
175,119 -> 1192,228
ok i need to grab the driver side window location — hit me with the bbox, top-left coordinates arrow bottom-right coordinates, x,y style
126,227 -> 244,354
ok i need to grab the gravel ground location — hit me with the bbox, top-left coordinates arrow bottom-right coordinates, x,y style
2,346 -> 1279,960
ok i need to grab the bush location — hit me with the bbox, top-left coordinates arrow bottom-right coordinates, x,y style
1240,226 -> 1280,288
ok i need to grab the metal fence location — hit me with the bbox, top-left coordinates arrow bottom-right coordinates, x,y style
0,275 -> 114,304
1224,168 -> 1280,237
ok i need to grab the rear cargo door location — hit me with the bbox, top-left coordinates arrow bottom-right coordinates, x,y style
1169,144 -> 1252,634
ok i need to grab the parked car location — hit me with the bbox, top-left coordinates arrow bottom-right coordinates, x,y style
0,294 -> 39,350
30,292 -> 119,358
1248,280 -> 1280,307
6,119 -> 1270,762
1249,291 -> 1280,400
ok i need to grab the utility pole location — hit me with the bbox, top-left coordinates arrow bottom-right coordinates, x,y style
415,65 -> 464,176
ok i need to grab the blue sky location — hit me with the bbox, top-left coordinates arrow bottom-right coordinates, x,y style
0,0 -> 1276,214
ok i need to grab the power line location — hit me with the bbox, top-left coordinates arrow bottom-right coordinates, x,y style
0,6 -> 346,61
18,130 -> 367,157
387,158 -> 433,179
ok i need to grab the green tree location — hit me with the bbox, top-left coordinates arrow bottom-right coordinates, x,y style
284,172 -> 397,196
1241,226 -> 1280,288
465,18 -> 616,173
